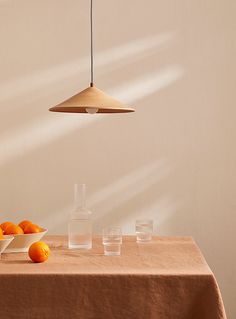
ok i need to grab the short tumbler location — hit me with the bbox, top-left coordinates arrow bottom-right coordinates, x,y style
135,219 -> 153,243
103,226 -> 122,256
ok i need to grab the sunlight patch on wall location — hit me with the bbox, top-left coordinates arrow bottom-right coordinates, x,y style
0,115 -> 100,166
0,32 -> 175,103
120,197 -> 181,235
0,0 -> 11,5
90,160 -> 170,208
31,64 -> 184,231
93,160 -> 172,225
0,65 -> 184,166
40,159 -> 172,232
110,65 -> 184,104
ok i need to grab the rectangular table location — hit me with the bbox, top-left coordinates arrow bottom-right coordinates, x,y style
0,236 -> 227,319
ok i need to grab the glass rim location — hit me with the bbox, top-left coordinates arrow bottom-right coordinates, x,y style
103,226 -> 122,231
102,226 -> 122,237
135,219 -> 153,223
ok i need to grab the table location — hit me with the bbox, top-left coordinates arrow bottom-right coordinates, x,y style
0,236 -> 227,319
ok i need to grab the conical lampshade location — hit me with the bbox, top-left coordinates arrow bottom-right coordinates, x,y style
49,0 -> 135,115
49,86 -> 134,114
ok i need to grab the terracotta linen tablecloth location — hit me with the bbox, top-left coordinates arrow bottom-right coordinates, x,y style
0,236 -> 227,319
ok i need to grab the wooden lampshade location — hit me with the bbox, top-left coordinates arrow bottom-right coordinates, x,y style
49,0 -> 135,115
49,85 -> 134,114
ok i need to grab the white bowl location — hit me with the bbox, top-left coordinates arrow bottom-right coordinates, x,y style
0,235 -> 14,255
4,228 -> 48,253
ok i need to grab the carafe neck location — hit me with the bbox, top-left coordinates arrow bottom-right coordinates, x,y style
74,184 -> 86,210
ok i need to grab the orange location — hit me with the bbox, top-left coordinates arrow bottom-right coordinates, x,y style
0,227 -> 3,239
0,222 -> 14,233
24,224 -> 41,234
18,220 -> 32,231
5,224 -> 24,235
28,241 -> 50,263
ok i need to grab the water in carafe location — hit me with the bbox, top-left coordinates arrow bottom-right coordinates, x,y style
68,184 -> 92,249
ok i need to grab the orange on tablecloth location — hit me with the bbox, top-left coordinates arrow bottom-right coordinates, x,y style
0,236 -> 227,319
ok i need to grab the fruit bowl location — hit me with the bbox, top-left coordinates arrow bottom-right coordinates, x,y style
0,235 -> 14,256
3,228 -> 48,253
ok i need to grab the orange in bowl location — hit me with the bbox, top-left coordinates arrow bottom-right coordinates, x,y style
28,241 -> 50,263
18,220 -> 32,231
0,227 -> 3,239
24,224 -> 41,234
5,224 -> 24,235
0,222 -> 15,234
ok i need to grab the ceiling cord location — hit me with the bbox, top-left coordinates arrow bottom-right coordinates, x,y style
90,0 -> 94,87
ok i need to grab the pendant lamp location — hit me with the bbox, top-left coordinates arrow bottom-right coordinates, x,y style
49,0 -> 135,114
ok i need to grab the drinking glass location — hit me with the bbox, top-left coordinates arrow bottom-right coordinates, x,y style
135,219 -> 153,243
103,226 -> 122,256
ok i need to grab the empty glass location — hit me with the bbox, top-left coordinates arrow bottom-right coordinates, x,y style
103,226 -> 122,256
135,219 -> 153,243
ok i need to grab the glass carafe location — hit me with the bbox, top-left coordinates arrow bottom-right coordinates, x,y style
68,184 -> 92,249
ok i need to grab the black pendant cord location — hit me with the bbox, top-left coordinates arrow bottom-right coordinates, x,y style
90,0 -> 94,87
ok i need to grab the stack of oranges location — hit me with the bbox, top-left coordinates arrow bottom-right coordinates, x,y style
0,220 -> 42,236
0,220 -> 50,263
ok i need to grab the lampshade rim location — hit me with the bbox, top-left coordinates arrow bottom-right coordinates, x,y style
49,85 -> 135,113
49,106 -> 135,113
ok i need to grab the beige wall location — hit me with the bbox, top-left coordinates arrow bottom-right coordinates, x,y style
0,0 -> 235,317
